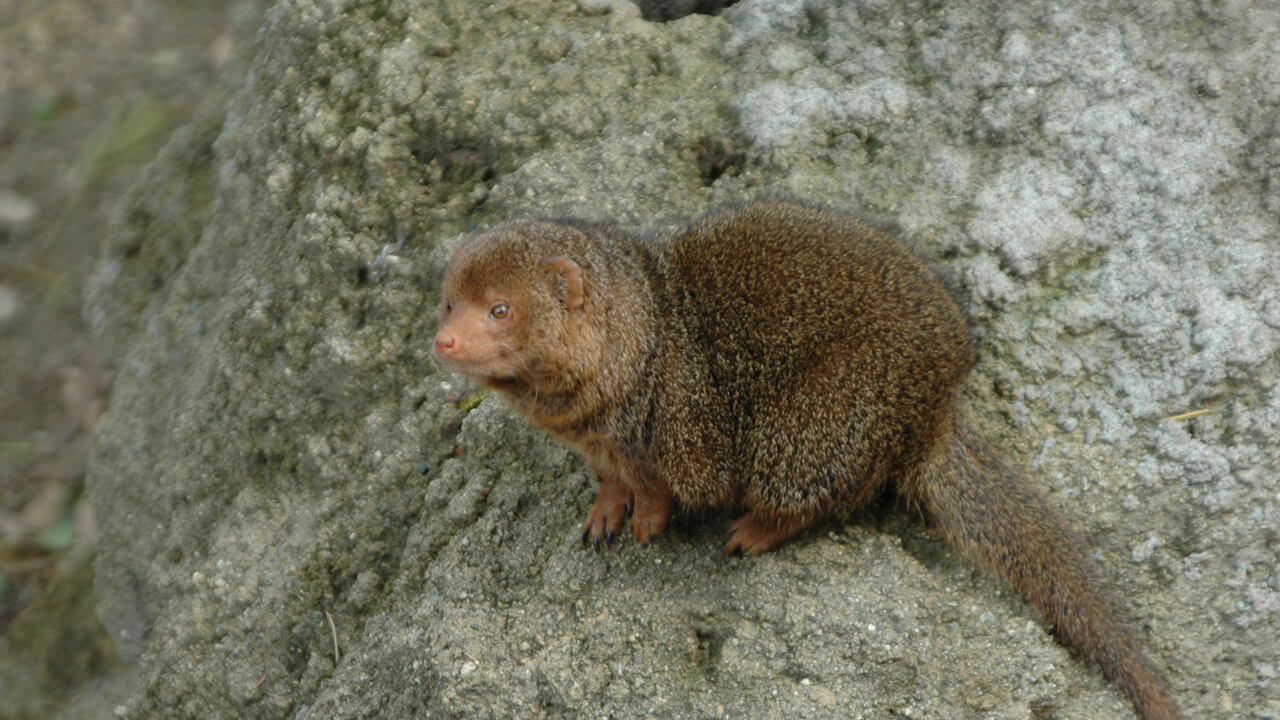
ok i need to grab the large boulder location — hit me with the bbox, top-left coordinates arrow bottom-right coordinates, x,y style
86,1 -> 1279,717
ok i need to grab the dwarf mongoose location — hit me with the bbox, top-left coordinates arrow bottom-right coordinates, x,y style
433,201 -> 1179,720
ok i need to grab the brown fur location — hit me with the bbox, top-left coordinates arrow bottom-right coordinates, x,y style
434,201 -> 1180,719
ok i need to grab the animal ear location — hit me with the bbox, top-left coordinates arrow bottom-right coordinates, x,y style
543,256 -> 585,311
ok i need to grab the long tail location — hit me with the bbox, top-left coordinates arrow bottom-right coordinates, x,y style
902,421 -> 1180,720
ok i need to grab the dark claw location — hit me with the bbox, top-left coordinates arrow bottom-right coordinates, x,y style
582,528 -> 590,546
605,530 -> 615,547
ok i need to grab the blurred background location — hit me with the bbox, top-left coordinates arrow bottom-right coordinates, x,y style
0,2 -> 252,716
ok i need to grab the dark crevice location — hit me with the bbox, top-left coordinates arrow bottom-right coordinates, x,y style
692,135 -> 745,186
635,0 -> 739,22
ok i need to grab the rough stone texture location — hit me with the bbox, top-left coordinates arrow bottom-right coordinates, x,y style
83,0 -> 1278,718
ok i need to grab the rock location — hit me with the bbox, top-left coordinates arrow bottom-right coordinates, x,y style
84,1 -> 1279,718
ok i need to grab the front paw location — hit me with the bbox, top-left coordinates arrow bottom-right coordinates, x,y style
582,476 -> 634,550
630,483 -> 673,545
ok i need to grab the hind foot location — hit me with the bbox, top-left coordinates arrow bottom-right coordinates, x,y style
725,512 -> 811,555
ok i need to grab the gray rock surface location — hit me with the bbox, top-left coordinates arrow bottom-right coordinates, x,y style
84,0 -> 1278,718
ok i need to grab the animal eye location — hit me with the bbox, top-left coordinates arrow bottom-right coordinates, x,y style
490,303 -> 509,319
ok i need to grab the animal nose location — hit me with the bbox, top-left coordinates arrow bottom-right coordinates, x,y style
434,333 -> 455,357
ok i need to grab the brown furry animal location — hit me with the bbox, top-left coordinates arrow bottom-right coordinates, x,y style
433,201 -> 1180,720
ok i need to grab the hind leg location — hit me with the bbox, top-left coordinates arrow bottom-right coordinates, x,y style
732,367 -> 895,553
725,511 -> 812,555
